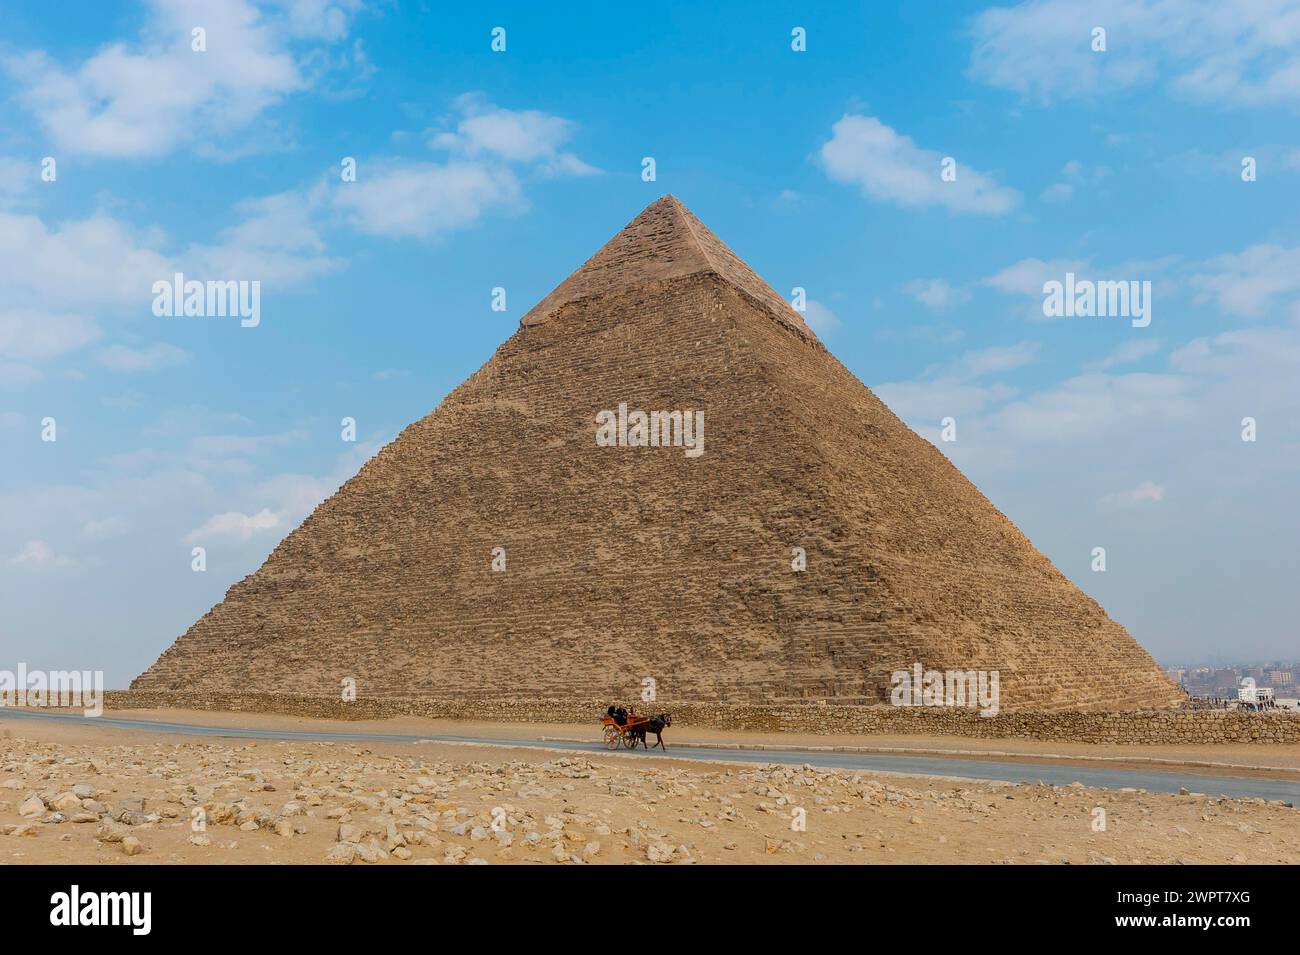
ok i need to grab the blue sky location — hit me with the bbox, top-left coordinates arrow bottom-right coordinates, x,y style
1,0 -> 1297,687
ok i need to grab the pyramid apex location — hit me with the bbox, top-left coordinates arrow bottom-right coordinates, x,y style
520,195 -> 815,338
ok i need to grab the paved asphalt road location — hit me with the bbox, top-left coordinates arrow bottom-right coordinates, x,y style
3,707 -> 1298,802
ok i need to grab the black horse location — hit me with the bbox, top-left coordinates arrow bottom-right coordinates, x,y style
627,713 -> 672,750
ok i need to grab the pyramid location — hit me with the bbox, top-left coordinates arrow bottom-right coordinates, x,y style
134,196 -> 1182,712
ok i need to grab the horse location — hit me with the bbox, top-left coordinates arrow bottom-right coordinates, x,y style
627,713 -> 672,750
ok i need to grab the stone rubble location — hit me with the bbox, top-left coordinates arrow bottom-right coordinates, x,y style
1,734 -> 1296,865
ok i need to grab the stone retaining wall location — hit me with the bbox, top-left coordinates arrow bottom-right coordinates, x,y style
92,691 -> 1300,745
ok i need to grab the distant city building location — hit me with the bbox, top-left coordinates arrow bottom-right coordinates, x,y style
1163,662 -> 1298,701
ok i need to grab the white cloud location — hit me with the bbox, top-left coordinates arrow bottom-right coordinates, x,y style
1167,145 -> 1300,179
0,309 -> 102,362
96,343 -> 192,372
178,437 -> 379,547
7,539 -> 72,569
0,210 -> 167,379
187,430 -> 308,457
333,160 -> 523,240
430,94 -> 600,177
333,98 -> 598,240
1088,338 -> 1163,371
969,0 -> 1300,108
909,324 -> 966,346
1169,321 -> 1300,377
981,256 -> 1173,322
1,96 -> 588,381
819,114 -> 1019,215
144,405 -> 255,438
184,507 -> 285,543
0,212 -> 172,329
906,278 -> 971,309
990,371 -> 1196,443
952,341 -> 1040,377
81,516 -> 130,539
277,0 -> 364,41
803,300 -> 841,335
875,341 -> 1037,422
1040,182 -> 1074,203
65,97 -> 600,263
1100,480 -> 1167,508
875,378 -> 1016,424
188,186 -> 342,284
983,257 -> 1087,298
0,194 -> 340,383
979,244 -> 1300,333
0,363 -> 42,388
0,157 -> 38,206
4,0 -> 362,158
1191,244 -> 1300,317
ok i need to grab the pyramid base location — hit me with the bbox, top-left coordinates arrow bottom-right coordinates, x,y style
90,690 -> 1300,745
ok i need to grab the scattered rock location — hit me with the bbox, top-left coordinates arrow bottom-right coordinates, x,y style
95,822 -> 128,843
336,823 -> 365,843
326,843 -> 356,865
51,792 -> 83,812
646,843 -> 674,863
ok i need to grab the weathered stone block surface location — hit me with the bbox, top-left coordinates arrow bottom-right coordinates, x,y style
133,197 -> 1183,713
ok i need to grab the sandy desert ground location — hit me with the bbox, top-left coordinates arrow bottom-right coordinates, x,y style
2,712 -> 1298,865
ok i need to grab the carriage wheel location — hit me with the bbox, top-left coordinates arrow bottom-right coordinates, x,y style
622,730 -> 639,750
603,725 -> 621,749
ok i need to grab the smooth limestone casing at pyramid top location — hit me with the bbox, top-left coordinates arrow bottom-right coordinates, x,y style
134,196 -> 1184,712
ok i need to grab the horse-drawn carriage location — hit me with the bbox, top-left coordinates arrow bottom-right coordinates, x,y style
601,707 -> 672,750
